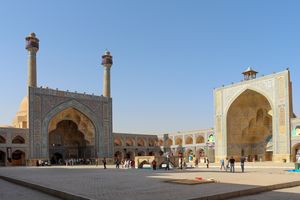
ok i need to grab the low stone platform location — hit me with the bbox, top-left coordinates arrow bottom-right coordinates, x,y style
0,164 -> 299,200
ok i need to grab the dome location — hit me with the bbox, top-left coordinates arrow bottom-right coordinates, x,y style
18,96 -> 28,113
12,96 -> 28,128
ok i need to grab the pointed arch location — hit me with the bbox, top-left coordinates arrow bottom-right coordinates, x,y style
0,135 -> 6,143
12,135 -> 25,144
12,150 -> 26,166
42,99 -> 103,158
166,138 -> 173,146
225,87 -> 274,116
196,135 -> 205,144
175,137 -> 182,145
114,137 -> 123,146
185,136 -> 193,145
137,138 -> 146,147
226,88 -> 273,161
126,137 -> 134,146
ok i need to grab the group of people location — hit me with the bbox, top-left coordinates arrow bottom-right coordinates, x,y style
65,158 -> 94,166
101,156 -> 246,172
192,157 -> 210,168
100,158 -> 136,169
220,156 -> 246,173
115,158 -> 135,169
39,158 -> 96,166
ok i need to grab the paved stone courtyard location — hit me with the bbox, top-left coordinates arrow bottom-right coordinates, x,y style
0,179 -> 58,200
0,163 -> 299,200
233,186 -> 300,200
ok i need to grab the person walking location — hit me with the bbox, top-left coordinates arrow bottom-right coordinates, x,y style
131,159 -> 135,168
206,158 -> 210,168
180,157 -> 183,170
165,160 -> 170,170
220,158 -> 225,171
166,155 -> 170,170
225,157 -> 229,172
194,158 -> 199,168
240,156 -> 246,173
115,159 -> 120,169
152,159 -> 157,170
102,157 -> 107,169
229,156 -> 235,173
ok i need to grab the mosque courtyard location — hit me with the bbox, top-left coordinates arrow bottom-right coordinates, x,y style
0,163 -> 299,200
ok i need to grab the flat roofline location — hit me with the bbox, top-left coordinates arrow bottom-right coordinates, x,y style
0,127 -> 29,131
113,132 -> 158,137
30,86 -> 109,101
214,69 -> 289,91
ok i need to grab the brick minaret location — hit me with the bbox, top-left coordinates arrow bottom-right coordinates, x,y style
25,32 -> 39,87
101,50 -> 113,97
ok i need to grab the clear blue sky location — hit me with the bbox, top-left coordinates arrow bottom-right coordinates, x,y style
0,1 -> 299,133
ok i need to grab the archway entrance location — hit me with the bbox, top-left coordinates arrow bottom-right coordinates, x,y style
0,151 -> 6,166
12,150 -> 25,166
126,151 -> 133,159
48,108 -> 96,164
227,89 -> 273,161
137,151 -> 145,156
292,143 -> 300,162
114,151 -> 122,160
196,148 -> 205,158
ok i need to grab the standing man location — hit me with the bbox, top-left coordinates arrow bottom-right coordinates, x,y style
220,158 -> 225,171
240,156 -> 246,173
206,158 -> 210,168
166,154 -> 170,170
102,157 -> 107,169
115,159 -> 120,169
229,156 -> 235,173
194,158 -> 199,168
152,159 -> 157,170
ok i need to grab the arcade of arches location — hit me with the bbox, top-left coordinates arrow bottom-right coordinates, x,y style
227,89 -> 273,161
48,108 -> 96,164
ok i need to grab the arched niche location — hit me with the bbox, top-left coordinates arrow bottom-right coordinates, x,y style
114,137 -> 123,146
227,89 -> 272,161
12,136 -> 25,144
175,137 -> 182,146
185,136 -> 193,145
196,135 -> 204,144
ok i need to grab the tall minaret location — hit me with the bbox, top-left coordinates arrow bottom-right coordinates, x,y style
101,50 -> 113,97
25,33 -> 39,87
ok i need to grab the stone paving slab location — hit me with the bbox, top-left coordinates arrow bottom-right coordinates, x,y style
0,179 -> 59,200
0,165 -> 299,200
232,186 -> 300,200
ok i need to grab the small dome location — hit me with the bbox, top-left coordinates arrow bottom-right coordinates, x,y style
243,66 -> 257,73
18,96 -> 28,112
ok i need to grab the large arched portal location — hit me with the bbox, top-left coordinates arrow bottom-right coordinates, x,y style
227,89 -> 273,161
48,108 -> 96,164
